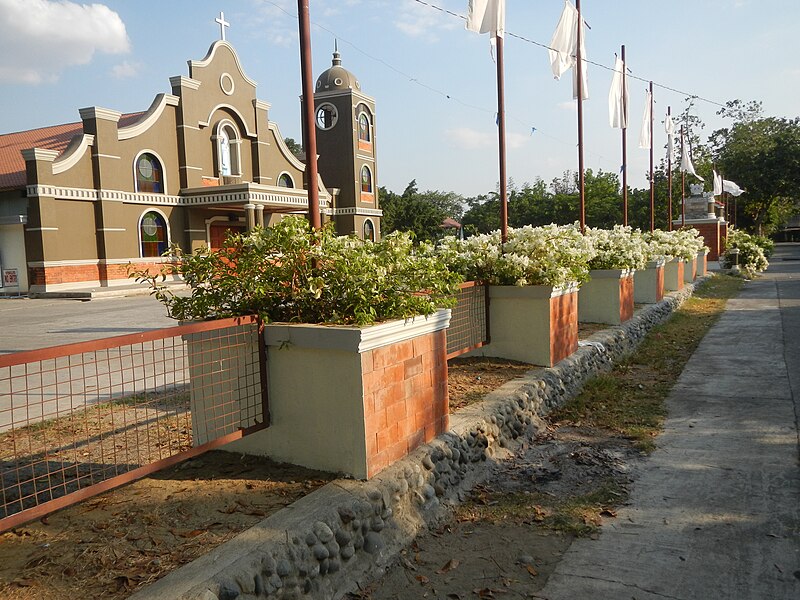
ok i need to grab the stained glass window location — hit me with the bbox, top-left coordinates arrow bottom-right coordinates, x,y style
358,112 -> 371,143
140,211 -> 168,257
363,219 -> 375,242
136,153 -> 163,193
361,165 -> 372,194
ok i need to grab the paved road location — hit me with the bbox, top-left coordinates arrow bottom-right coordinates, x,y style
538,243 -> 800,599
0,294 -> 176,354
0,294 -> 183,432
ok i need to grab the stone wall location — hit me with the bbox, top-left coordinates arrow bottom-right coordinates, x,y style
130,282 -> 701,600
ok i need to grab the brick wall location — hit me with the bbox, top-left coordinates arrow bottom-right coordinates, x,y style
361,329 -> 449,478
619,275 -> 634,322
655,267 -> 664,302
29,261 -> 173,287
549,291 -> 578,366
694,222 -> 722,260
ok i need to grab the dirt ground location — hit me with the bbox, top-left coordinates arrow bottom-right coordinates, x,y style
0,356 -> 530,600
0,339 -> 608,600
346,423 -> 640,599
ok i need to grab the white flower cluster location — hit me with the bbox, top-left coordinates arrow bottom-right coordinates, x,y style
439,223 -> 595,287
585,225 -> 648,271
643,228 -> 707,262
724,228 -> 769,276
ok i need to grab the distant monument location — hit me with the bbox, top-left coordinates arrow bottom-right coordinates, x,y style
674,182 -> 727,261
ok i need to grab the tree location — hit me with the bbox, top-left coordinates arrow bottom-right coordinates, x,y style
380,180 -> 465,241
283,137 -> 303,159
711,116 -> 800,234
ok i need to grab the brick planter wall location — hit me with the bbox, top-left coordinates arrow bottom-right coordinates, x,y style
578,269 -> 634,325
664,258 -> 685,291
224,310 -> 451,480
683,257 -> 697,283
468,285 -> 578,368
634,260 -> 665,304
361,330 -> 448,478
697,251 -> 708,276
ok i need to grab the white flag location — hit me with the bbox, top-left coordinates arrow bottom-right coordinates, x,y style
665,113 -> 675,158
723,179 -> 745,196
713,170 -> 723,196
638,90 -> 652,149
466,0 -> 505,39
680,131 -> 704,181
608,57 -> 628,128
548,0 -> 588,100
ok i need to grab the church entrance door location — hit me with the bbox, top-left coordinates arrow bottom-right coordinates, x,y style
209,223 -> 246,251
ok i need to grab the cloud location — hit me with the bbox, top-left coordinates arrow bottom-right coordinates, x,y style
0,0 -> 130,84
111,61 -> 141,80
445,127 -> 493,150
558,100 -> 578,112
394,0 -> 458,39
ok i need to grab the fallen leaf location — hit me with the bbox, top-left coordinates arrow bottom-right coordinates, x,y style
600,509 -> 617,518
416,575 -> 430,585
526,565 -> 538,577
436,558 -> 460,574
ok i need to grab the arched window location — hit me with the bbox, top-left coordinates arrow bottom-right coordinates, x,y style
216,120 -> 241,177
360,165 -> 373,194
278,173 -> 294,188
139,210 -> 169,257
358,112 -> 371,144
136,153 -> 163,193
363,219 -> 375,242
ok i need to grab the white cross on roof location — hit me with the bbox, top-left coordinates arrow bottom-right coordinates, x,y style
215,11 -> 230,41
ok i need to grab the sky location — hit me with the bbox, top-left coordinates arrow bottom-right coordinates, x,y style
0,0 -> 798,198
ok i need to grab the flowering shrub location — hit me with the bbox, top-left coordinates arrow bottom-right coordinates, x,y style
723,228 -> 770,277
438,223 -> 595,287
131,216 -> 461,325
643,228 -> 706,262
585,225 -> 648,271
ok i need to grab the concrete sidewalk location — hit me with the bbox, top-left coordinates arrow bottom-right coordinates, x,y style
537,245 -> 800,599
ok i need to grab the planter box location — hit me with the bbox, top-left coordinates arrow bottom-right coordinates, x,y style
664,258 -> 686,291
683,257 -> 697,283
471,284 -> 577,367
633,260 -> 665,304
578,269 -> 634,325
222,310 -> 451,480
697,250 -> 708,277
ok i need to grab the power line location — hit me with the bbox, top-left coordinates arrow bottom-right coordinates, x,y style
412,0 -> 727,109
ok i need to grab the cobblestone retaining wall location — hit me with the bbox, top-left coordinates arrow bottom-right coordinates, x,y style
131,283 -> 700,600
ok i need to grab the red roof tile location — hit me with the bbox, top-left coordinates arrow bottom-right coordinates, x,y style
0,112 -> 146,192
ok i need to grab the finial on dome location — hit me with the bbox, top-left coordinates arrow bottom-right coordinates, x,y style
332,40 -> 342,67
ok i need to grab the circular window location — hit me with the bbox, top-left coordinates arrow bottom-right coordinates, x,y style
137,157 -> 153,179
334,77 -> 343,86
220,73 -> 235,96
315,103 -> 338,130
142,215 -> 158,237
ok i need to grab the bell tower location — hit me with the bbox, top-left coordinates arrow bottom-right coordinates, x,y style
314,46 -> 380,240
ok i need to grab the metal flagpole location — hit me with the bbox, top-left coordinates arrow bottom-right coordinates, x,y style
680,125 -> 686,227
576,0 -> 586,231
648,81 -> 654,233
621,45 -> 628,226
667,106 -> 673,231
497,35 -> 508,243
298,0 -> 321,229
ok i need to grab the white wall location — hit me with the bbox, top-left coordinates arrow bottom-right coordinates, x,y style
0,224 -> 28,293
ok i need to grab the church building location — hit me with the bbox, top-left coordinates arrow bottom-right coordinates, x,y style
0,24 -> 381,295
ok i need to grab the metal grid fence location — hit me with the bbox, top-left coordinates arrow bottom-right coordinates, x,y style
0,316 -> 267,531
446,281 -> 490,359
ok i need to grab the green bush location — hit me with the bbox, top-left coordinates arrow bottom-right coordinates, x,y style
132,216 -> 461,326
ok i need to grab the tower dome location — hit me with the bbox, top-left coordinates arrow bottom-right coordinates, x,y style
315,46 -> 361,92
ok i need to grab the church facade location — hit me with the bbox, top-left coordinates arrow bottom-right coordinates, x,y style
0,37 -> 380,294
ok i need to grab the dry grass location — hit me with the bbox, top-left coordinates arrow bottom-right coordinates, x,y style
552,275 -> 744,452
